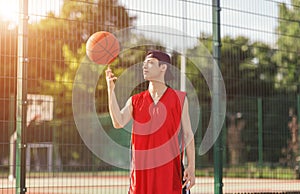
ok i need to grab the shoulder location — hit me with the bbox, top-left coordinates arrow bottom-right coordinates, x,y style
166,88 -> 187,109
168,88 -> 186,100
131,90 -> 148,105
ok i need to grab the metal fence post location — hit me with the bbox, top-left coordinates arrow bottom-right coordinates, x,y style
222,124 -> 227,167
196,106 -> 202,168
258,97 -> 263,177
296,95 -> 300,178
212,0 -> 223,193
16,0 -> 28,193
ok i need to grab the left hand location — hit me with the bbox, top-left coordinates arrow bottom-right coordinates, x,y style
182,165 -> 195,190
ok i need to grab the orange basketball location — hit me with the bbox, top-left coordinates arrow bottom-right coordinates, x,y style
86,31 -> 120,65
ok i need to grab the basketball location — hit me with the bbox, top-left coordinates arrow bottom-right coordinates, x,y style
86,31 -> 120,65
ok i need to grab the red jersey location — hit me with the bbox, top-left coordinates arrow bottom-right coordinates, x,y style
129,87 -> 186,194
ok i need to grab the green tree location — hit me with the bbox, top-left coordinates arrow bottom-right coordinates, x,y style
221,36 -> 276,97
27,0 -> 136,88
27,0 -> 136,118
273,0 -> 300,92
273,0 -> 300,171
25,0 -> 136,166
186,35 -> 280,164
186,35 -> 276,101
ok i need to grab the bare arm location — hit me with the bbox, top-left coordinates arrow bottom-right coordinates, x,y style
106,67 -> 132,128
181,97 -> 196,190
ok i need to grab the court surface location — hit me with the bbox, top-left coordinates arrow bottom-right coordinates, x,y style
1,176 -> 300,193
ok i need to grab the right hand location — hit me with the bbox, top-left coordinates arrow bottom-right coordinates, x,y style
105,66 -> 117,91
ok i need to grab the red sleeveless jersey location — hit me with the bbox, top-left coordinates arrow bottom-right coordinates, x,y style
129,87 -> 186,194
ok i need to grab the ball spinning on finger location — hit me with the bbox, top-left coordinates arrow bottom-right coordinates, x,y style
86,31 -> 120,65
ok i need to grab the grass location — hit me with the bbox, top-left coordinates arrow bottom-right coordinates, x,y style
1,163 -> 298,179
195,163 -> 297,179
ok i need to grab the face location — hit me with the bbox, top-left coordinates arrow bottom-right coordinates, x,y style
142,57 -> 165,81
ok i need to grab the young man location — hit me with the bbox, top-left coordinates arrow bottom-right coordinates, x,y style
106,50 -> 195,194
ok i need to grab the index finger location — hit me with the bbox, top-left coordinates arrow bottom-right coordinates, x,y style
105,65 -> 112,74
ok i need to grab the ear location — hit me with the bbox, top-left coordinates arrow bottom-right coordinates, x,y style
160,63 -> 167,72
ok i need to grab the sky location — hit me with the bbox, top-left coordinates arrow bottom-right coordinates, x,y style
118,0 -> 291,47
0,0 -> 291,47
0,0 -> 62,28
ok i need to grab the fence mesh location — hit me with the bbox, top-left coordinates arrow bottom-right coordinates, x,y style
0,0 -> 299,193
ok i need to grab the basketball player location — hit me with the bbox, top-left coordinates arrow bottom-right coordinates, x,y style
106,50 -> 195,194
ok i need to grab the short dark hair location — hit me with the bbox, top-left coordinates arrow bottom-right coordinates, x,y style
145,50 -> 174,81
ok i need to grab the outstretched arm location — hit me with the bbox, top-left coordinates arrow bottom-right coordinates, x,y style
106,66 -> 132,128
181,97 -> 196,190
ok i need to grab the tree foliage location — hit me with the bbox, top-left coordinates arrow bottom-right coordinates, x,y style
273,0 -> 300,92
186,35 -> 276,101
27,0 -> 135,165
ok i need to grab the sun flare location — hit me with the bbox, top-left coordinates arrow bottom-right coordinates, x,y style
0,2 -> 19,23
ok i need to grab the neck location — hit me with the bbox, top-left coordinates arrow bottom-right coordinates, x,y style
148,81 -> 167,97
